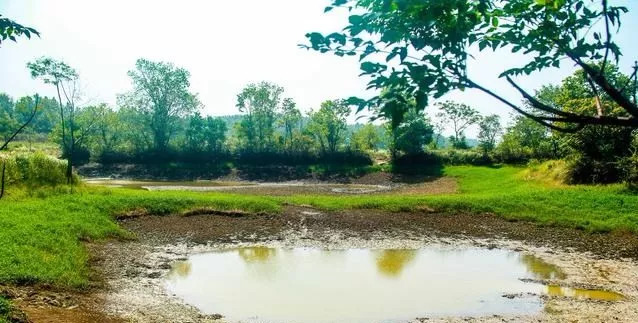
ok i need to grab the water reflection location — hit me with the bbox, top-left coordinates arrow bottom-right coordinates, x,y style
164,246 -> 550,323
374,249 -> 416,277
519,254 -> 567,280
546,285 -> 624,301
238,247 -> 277,263
169,261 -> 192,278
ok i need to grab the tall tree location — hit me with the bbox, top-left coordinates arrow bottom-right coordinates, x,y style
27,57 -> 81,182
478,115 -> 502,153
236,82 -> 283,152
351,124 -> 381,152
119,58 -> 200,152
435,101 -> 481,149
304,0 -> 638,130
279,98 -> 302,153
307,100 -> 350,154
390,109 -> 434,155
534,64 -> 637,183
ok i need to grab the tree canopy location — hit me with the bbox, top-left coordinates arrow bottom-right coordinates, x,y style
118,58 -> 201,152
0,14 -> 39,46
304,0 -> 638,130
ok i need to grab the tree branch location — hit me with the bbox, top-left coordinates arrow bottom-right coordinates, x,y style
567,52 -> 638,118
0,96 -> 40,151
465,78 -> 585,132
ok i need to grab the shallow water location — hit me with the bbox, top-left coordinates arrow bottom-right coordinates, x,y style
165,246 -> 619,323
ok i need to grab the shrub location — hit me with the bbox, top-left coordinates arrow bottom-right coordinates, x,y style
520,160 -> 569,185
434,149 -> 493,166
1,152 -> 72,186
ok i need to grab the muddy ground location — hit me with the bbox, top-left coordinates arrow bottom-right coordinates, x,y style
8,204 -> 638,323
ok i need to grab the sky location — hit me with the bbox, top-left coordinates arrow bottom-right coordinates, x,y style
1,0 -> 637,137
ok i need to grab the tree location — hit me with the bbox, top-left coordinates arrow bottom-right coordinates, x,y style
279,98 -> 302,153
14,95 -> 58,135
478,115 -> 502,153
351,124 -> 381,152
533,64 -> 637,183
307,100 -> 350,154
0,96 -> 39,199
390,109 -> 434,155
304,0 -> 638,130
0,94 -> 17,142
0,94 -> 13,116
119,58 -> 200,152
185,113 -> 227,154
0,14 -> 39,46
27,57 -> 82,182
435,101 -> 481,149
86,104 -> 124,156
496,115 -> 555,162
202,117 -> 227,153
236,82 -> 283,152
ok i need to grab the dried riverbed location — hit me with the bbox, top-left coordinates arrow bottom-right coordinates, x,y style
53,206 -> 637,323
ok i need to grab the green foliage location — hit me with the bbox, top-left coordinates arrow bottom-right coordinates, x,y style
118,58 -> 201,152
389,109 -> 433,155
495,115 -> 558,163
350,123 -> 381,152
435,101 -> 481,149
279,98 -> 303,153
235,82 -> 284,152
434,149 -> 492,166
0,296 -> 16,323
185,113 -> 227,154
0,14 -> 39,45
307,100 -> 351,153
478,115 -> 502,153
305,0 -> 637,129
0,152 -> 72,187
535,64 -> 637,183
14,95 -> 58,135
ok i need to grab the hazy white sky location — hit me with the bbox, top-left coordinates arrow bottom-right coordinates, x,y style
1,0 -> 637,136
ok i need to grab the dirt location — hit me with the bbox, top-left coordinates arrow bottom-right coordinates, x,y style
7,205 -> 638,322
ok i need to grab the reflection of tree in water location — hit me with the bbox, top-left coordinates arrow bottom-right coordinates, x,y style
375,249 -> 416,277
169,261 -> 192,278
238,247 -> 276,263
519,255 -> 567,280
545,285 -> 624,301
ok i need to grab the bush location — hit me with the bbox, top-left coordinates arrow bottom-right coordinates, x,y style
236,150 -> 373,166
391,152 -> 443,175
520,160 -> 569,185
434,149 -> 493,166
618,153 -> 638,186
1,152 -> 72,186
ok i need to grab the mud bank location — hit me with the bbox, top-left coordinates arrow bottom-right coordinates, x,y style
84,207 -> 638,323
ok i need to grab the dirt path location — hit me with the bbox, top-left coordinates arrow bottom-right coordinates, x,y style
10,206 -> 638,322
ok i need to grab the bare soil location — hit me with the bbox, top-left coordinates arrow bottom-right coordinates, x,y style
8,205 -> 638,322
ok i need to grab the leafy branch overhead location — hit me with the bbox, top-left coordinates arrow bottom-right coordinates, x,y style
302,0 -> 638,131
0,14 -> 39,45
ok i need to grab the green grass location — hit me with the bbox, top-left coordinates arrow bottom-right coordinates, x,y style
0,296 -> 12,323
0,187 -> 279,288
0,164 -> 636,293
279,166 -> 638,233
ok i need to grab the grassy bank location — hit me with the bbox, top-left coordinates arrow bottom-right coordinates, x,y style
280,166 -> 638,233
0,188 -> 279,288
0,165 -> 636,292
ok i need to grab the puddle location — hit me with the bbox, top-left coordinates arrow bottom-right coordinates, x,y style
84,179 -> 253,190
545,285 -> 624,301
85,178 -> 391,194
163,246 -> 627,323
